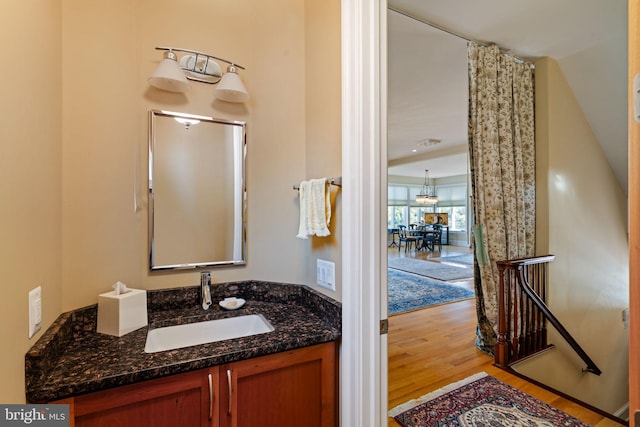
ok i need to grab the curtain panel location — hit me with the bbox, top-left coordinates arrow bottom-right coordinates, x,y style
467,43 -> 536,353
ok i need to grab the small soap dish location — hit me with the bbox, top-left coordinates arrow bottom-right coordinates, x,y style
219,297 -> 245,310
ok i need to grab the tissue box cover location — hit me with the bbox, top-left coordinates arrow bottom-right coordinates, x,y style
97,289 -> 148,337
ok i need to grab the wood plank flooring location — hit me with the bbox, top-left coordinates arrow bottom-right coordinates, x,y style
386,245 -> 624,427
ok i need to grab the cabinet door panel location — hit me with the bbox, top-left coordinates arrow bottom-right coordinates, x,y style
75,389 -> 201,427
221,342 -> 336,427
73,368 -> 218,427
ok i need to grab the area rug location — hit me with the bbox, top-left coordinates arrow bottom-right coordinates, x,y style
389,372 -> 590,427
389,257 -> 473,281
438,253 -> 474,265
388,269 -> 475,315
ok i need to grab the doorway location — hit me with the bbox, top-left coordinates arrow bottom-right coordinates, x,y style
386,7 -> 478,418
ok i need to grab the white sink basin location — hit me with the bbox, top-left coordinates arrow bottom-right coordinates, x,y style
144,314 -> 274,353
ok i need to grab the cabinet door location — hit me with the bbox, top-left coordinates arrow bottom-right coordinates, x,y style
72,368 -> 219,427
220,342 -> 336,427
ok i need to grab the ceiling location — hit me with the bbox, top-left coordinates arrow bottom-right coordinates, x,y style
386,0 -> 628,193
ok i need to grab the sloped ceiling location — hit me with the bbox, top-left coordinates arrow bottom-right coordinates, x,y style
387,0 -> 628,194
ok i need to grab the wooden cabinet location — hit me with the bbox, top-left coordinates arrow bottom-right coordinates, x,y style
60,342 -> 336,427
68,368 -> 218,427
220,342 -> 337,427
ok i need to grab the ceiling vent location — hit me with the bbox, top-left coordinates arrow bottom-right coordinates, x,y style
416,138 -> 442,148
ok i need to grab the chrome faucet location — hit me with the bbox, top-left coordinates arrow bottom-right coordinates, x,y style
201,271 -> 212,310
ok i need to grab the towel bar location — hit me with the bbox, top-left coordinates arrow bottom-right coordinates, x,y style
293,176 -> 342,190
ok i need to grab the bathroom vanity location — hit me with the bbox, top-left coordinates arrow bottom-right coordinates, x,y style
25,281 -> 341,427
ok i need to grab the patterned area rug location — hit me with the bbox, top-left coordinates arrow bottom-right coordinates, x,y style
388,269 -> 475,315
438,253 -> 474,265
389,372 -> 591,427
389,257 -> 473,281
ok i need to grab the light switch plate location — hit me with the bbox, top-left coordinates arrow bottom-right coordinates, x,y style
317,259 -> 336,291
29,286 -> 42,338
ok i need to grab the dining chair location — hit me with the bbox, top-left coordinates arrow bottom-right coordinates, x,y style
397,225 -> 419,253
429,224 -> 443,252
422,229 -> 434,251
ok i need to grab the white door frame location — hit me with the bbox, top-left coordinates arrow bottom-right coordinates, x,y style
340,0 -> 388,425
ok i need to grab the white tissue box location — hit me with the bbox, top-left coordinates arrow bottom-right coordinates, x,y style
97,289 -> 148,337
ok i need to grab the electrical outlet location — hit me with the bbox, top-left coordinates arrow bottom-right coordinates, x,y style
317,259 -> 336,291
29,286 -> 42,339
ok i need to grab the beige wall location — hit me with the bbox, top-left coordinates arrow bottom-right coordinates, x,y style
0,0 -> 341,403
62,0 -> 143,308
61,0 -> 342,310
517,57 -> 629,414
303,0 -> 343,296
0,1 -> 63,403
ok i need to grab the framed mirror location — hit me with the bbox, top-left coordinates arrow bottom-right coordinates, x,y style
149,110 -> 246,270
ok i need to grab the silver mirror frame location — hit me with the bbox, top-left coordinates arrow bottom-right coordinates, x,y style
148,110 -> 247,271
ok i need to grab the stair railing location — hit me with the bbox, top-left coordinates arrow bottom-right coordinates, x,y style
495,255 -> 601,375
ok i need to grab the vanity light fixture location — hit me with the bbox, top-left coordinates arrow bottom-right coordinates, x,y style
148,47 -> 249,103
215,65 -> 250,103
147,49 -> 191,93
416,169 -> 438,204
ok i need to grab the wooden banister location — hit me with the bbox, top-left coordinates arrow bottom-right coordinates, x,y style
495,255 -> 601,375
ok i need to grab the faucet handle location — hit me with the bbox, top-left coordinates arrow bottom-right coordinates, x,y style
201,271 -> 212,285
201,271 -> 213,310
202,285 -> 212,310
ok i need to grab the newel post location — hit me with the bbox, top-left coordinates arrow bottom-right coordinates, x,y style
494,261 -> 509,368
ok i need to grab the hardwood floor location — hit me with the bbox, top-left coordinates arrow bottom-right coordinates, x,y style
388,237 -> 471,262
386,245 -> 624,427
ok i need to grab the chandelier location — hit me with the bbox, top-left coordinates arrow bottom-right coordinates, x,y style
416,169 -> 438,204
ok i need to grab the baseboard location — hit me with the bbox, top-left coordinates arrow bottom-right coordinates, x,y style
613,402 -> 629,421
498,366 -> 628,425
447,240 -> 470,247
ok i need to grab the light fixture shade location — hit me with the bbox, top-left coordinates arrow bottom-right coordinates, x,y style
148,51 -> 191,93
416,194 -> 438,204
416,169 -> 438,204
214,65 -> 249,103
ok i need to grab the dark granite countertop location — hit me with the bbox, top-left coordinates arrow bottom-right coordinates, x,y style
25,280 -> 341,403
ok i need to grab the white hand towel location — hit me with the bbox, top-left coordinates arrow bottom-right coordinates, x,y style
297,178 -> 331,239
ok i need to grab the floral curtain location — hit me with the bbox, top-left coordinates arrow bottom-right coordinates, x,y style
467,43 -> 536,353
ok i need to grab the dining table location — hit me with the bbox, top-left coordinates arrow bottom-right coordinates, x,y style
388,228 -> 399,247
409,227 -> 435,251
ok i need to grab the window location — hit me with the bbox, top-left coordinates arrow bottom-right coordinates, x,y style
387,181 -> 467,232
388,185 -> 436,228
435,206 -> 467,231
434,183 -> 467,231
387,186 -> 408,228
410,206 -> 435,226
387,205 -> 407,229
